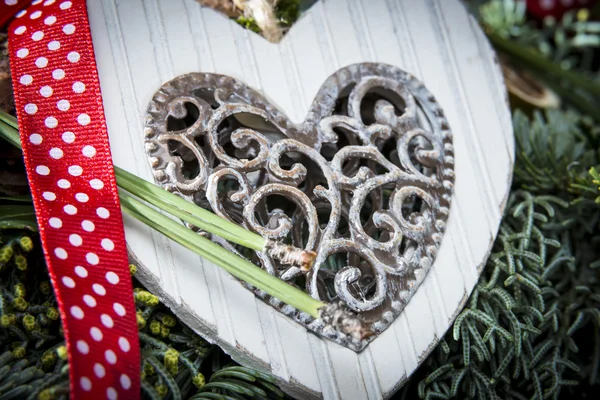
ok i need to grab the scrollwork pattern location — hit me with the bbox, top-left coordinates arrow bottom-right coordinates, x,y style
144,63 -> 454,351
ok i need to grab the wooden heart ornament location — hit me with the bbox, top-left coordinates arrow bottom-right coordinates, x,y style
143,63 -> 454,351
89,0 -> 513,397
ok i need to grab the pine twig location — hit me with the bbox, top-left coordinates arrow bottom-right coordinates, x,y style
487,32 -> 600,96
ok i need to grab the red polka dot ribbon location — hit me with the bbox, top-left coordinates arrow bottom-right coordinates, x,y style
0,0 -> 29,27
2,1 -> 141,399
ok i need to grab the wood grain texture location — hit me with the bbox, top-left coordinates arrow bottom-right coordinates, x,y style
87,0 -> 513,398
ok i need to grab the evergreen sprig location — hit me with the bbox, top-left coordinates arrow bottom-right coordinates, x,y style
135,291 -> 285,400
398,108 -> 600,399
478,0 -> 600,74
513,109 -> 599,194
0,229 -> 68,400
406,191 -> 577,400
0,236 -> 288,400
2,2 -> 600,399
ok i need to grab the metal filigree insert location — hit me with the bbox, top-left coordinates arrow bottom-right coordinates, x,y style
144,63 -> 454,351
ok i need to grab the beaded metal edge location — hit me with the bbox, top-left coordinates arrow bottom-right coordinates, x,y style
142,63 -> 454,352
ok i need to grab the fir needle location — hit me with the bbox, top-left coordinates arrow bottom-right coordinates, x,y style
120,192 -> 324,318
114,167 -> 316,271
121,193 -> 371,340
1,109 -> 316,271
0,110 -> 372,341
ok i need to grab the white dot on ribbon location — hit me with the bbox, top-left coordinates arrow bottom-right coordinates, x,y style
48,40 -> 60,51
68,165 -> 83,176
16,48 -> 28,58
57,99 -> 70,111
62,276 -> 75,288
31,31 -> 44,41
120,374 -> 131,390
67,51 -> 80,63
94,363 -> 106,379
20,75 -> 33,85
80,377 -> 92,391
76,340 -> 89,354
36,165 -> 50,175
42,191 -> 56,201
63,204 -> 77,215
52,69 -> 65,80
49,147 -> 63,159
44,15 -> 57,25
30,133 -> 42,144
107,387 -> 117,400
62,131 -> 75,143
57,179 -> 71,189
93,284 -> 106,296
118,337 -> 131,352
97,207 -> 110,218
90,326 -> 103,342
75,266 -> 88,278
82,220 -> 95,232
77,113 -> 90,125
82,145 -> 96,157
40,86 -> 53,97
70,305 -> 84,319
30,10 -> 42,19
102,239 -> 115,252
45,116 -> 58,128
63,23 -> 76,34
35,57 -> 48,68
113,303 -> 126,317
75,193 -> 89,202
101,314 -> 114,328
83,294 -> 97,307
86,252 -> 99,265
105,350 -> 117,365
90,179 -> 104,190
24,103 -> 37,115
106,271 -> 119,284
49,217 -> 62,228
72,81 -> 85,93
14,26 -> 26,35
69,234 -> 82,246
54,247 -> 67,259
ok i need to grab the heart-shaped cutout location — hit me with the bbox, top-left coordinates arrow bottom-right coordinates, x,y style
144,63 -> 454,351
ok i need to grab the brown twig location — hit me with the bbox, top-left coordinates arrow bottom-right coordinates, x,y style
318,301 -> 374,342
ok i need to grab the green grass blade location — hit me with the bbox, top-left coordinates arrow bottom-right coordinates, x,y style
0,119 -> 22,150
0,108 -> 322,317
0,110 -> 18,130
120,193 -> 323,318
115,167 -> 265,251
0,110 -> 265,251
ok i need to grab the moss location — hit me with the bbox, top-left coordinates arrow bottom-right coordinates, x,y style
234,0 -> 309,37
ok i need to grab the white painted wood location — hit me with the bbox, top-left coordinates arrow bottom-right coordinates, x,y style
326,342 -> 369,399
88,0 -> 514,398
368,324 -> 407,396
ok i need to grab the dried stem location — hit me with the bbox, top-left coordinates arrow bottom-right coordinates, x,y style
264,240 -> 316,271
318,301 -> 374,342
